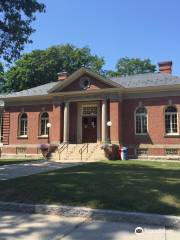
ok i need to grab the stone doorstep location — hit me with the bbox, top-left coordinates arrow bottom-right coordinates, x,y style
0,201 -> 180,229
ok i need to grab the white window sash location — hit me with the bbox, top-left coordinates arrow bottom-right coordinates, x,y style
20,118 -> 27,136
135,113 -> 147,135
165,112 -> 178,134
40,116 -> 49,136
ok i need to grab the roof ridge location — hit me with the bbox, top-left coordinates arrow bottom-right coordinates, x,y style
110,72 -> 162,80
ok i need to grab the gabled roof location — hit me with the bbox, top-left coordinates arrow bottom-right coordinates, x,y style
110,73 -> 180,88
1,69 -> 180,100
48,67 -> 122,93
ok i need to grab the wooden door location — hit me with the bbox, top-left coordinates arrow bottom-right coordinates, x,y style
82,116 -> 97,143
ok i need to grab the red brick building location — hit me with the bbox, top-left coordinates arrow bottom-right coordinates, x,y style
0,61 -> 180,159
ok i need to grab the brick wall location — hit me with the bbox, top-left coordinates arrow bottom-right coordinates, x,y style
2,94 -> 180,158
109,100 -> 122,143
122,96 -> 180,157
2,103 -> 62,155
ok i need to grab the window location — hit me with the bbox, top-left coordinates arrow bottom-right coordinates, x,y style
165,106 -> 178,134
165,148 -> 178,155
19,113 -> 27,137
135,107 -> 147,134
136,148 -> 148,156
40,112 -> 49,136
16,147 -> 26,154
82,106 -> 97,116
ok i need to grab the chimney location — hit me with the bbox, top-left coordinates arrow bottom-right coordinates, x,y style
158,61 -> 172,74
57,71 -> 67,81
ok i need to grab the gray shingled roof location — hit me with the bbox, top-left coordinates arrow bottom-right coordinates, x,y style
0,82 -> 58,99
110,73 -> 180,88
1,72 -> 180,99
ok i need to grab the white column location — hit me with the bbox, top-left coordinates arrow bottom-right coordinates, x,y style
101,100 -> 107,143
63,102 -> 69,143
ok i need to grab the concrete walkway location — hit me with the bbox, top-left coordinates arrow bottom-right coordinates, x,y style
0,211 -> 179,240
0,161 -> 83,180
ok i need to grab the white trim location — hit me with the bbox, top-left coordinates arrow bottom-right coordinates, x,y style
39,112 -> 49,136
18,135 -> 28,139
134,107 -> 148,135
38,135 -> 48,138
18,112 -> 28,137
77,102 -> 100,143
48,67 -> 122,93
164,105 -> 179,135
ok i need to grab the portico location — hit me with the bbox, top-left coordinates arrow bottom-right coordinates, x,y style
62,98 -> 109,144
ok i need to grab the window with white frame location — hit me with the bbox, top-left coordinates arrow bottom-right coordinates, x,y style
82,106 -> 97,116
165,106 -> 178,134
135,107 -> 147,134
40,112 -> 49,136
19,113 -> 27,137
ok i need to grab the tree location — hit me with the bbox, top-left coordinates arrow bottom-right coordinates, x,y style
108,57 -> 156,77
0,63 -> 4,92
0,0 -> 45,62
4,44 -> 105,92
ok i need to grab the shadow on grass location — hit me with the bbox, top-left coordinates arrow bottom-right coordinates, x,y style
0,161 -> 180,216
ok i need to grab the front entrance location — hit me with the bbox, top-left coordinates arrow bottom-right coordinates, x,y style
82,116 -> 97,143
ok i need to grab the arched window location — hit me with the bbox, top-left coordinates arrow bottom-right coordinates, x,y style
165,106 -> 178,134
40,112 -> 49,136
19,113 -> 27,136
135,107 -> 147,134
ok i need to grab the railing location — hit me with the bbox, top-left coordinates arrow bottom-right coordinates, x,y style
79,143 -> 89,161
58,143 -> 68,160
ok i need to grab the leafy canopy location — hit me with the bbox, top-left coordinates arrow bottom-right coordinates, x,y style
0,0 -> 45,62
4,44 -> 105,92
108,57 -> 156,77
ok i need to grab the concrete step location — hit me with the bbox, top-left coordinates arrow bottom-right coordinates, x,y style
50,143 -> 108,162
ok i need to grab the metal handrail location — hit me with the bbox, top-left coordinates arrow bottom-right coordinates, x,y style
79,143 -> 89,161
58,143 -> 68,160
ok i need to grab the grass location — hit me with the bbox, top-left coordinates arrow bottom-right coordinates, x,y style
0,158 -> 41,165
0,160 -> 180,216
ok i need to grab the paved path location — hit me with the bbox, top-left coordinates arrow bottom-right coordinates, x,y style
0,161 -> 83,180
0,211 -> 179,240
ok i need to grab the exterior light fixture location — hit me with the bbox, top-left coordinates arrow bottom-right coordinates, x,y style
47,122 -> 52,144
107,121 -> 112,127
47,122 -> 52,128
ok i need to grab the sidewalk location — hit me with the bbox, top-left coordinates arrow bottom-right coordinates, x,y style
0,161 -> 83,180
1,211 -> 180,240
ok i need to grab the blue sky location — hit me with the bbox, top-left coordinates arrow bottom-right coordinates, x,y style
25,0 -> 180,74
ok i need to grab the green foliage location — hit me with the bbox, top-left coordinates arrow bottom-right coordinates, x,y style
108,57 -> 156,77
4,44 -> 105,92
0,63 -> 4,92
0,0 -> 45,62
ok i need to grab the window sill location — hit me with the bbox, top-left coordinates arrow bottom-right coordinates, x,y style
18,136 -> 28,139
135,134 -> 148,136
38,135 -> 48,139
164,134 -> 180,138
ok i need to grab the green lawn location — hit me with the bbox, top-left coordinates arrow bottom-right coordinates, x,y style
0,160 -> 180,216
0,158 -> 41,165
